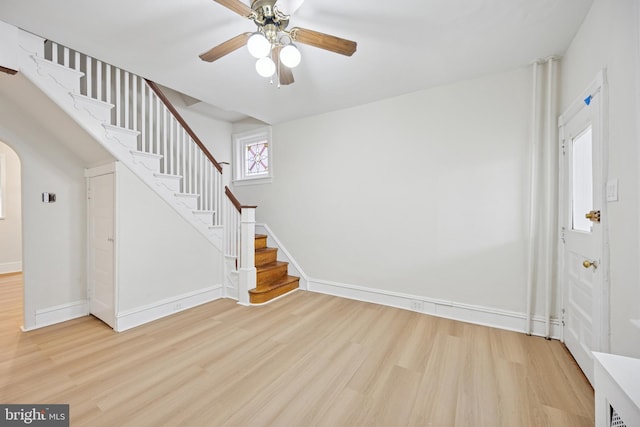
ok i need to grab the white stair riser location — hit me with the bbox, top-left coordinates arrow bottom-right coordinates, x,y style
175,194 -> 199,210
193,211 -> 216,226
155,174 -> 182,193
32,56 -> 83,93
103,124 -> 140,151
130,151 -> 162,174
71,93 -> 113,123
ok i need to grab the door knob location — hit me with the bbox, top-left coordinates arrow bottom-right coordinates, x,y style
585,210 -> 601,223
582,260 -> 598,269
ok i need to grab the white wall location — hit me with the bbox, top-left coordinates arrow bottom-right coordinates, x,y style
560,0 -> 640,357
116,164 -> 223,312
0,119 -> 87,330
162,89 -> 233,165
234,67 -> 534,316
0,140 -> 21,273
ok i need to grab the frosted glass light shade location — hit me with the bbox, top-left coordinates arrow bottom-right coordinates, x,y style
280,44 -> 301,68
247,33 -> 271,58
256,57 -> 276,77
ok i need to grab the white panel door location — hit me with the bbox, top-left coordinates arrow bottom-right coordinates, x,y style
560,88 -> 606,386
88,173 -> 115,328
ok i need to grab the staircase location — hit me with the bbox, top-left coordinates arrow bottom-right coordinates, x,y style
249,234 -> 299,304
12,29 -> 301,306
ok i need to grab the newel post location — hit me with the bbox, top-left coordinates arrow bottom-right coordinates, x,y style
237,207 -> 256,306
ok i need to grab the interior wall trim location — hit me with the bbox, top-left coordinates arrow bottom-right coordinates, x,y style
23,299 -> 89,331
115,284 -> 224,332
0,261 -> 22,275
308,278 -> 562,339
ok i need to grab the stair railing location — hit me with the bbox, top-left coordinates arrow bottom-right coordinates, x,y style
44,41 -> 222,222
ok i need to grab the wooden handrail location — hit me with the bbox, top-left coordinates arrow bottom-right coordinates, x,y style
145,79 -> 223,173
225,186 -> 257,213
0,65 -> 18,75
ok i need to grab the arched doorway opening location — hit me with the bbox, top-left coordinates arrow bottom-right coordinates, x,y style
0,139 -> 23,329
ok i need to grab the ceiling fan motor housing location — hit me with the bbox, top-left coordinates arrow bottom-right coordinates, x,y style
251,0 -> 290,31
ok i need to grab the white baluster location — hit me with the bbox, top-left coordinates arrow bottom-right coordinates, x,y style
169,117 -> 175,175
163,107 -> 168,173
106,65 -> 111,106
182,130 -> 187,193
124,72 -> 129,129
96,60 -> 102,101
63,47 -> 69,68
132,75 -> 138,134
52,42 -> 58,64
86,56 -> 92,98
74,51 -> 80,72
155,94 -> 160,154
140,81 -> 146,151
115,68 -> 121,127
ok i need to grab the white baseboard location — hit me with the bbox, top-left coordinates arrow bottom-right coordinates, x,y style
0,261 -> 22,275
115,285 -> 224,332
24,300 -> 89,331
308,278 -> 562,339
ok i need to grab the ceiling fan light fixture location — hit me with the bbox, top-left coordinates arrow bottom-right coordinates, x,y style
256,56 -> 276,77
279,44 -> 301,68
247,32 -> 271,58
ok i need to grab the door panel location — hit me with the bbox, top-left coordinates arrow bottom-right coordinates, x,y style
560,88 -> 605,386
88,173 -> 115,328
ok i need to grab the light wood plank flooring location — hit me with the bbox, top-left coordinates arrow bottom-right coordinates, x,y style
0,273 -> 594,426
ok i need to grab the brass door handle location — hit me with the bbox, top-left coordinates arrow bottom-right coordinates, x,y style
585,210 -> 601,223
582,260 -> 598,269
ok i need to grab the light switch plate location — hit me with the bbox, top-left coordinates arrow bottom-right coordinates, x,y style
606,179 -> 618,202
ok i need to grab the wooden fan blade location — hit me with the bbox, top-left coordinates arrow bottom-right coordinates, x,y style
199,33 -> 251,62
273,46 -> 295,85
290,27 -> 357,56
278,66 -> 294,85
213,0 -> 253,17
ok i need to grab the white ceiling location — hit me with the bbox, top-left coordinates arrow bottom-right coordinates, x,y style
0,0 -> 593,125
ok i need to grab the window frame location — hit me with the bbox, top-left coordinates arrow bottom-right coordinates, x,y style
232,127 -> 273,185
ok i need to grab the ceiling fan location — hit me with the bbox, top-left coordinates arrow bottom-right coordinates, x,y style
199,0 -> 358,86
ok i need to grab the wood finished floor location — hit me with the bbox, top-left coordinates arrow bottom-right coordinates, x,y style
0,273 -> 594,426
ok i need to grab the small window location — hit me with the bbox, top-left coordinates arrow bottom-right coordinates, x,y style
232,127 -> 272,185
571,126 -> 593,232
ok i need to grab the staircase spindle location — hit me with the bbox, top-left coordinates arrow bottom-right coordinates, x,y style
63,46 -> 70,68
132,75 -> 138,136
115,68 -> 121,127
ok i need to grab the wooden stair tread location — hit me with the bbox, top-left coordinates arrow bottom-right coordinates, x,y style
249,275 -> 299,304
256,261 -> 288,272
250,275 -> 299,294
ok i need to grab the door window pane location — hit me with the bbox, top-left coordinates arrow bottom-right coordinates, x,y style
572,126 -> 593,232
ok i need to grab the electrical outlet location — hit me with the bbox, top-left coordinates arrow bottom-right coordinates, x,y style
174,302 -> 182,311
409,300 -> 424,312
